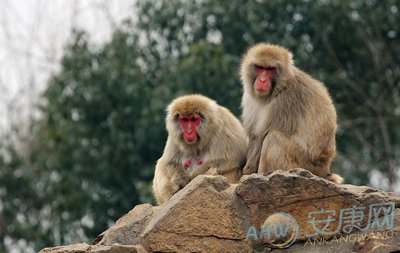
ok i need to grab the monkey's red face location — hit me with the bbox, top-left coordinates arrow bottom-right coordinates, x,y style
178,114 -> 201,144
254,65 -> 277,95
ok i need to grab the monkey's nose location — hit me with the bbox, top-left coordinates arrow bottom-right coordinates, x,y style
260,71 -> 268,82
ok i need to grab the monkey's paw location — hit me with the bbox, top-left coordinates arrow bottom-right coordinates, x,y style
172,174 -> 191,188
206,167 -> 219,176
243,163 -> 257,175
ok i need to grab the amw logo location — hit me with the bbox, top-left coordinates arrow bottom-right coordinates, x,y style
246,212 -> 299,248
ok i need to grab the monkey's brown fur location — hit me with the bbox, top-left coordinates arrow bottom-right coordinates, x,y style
240,43 -> 343,184
153,94 -> 248,205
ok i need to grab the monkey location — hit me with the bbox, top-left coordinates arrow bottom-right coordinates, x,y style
240,43 -> 343,184
152,94 -> 248,205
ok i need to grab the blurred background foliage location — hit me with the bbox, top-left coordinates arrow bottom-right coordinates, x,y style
0,0 -> 399,251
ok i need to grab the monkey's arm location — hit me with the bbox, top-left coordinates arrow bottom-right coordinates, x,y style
243,133 -> 267,175
165,158 -> 191,189
153,157 -> 190,205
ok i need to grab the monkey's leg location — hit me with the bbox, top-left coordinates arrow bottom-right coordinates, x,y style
303,149 -> 342,183
291,133 -> 342,183
258,131 -> 298,174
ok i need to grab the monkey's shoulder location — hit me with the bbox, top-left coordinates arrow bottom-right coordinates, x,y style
214,106 -> 242,125
268,74 -> 330,134
292,68 -> 331,96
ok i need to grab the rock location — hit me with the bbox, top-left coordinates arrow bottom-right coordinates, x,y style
140,175 -> 252,253
90,244 -> 147,253
94,203 -> 156,246
271,208 -> 400,253
38,169 -> 400,253
236,169 -> 400,242
38,243 -> 90,253
39,243 -> 147,253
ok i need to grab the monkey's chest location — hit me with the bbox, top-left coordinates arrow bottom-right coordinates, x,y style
253,110 -> 271,135
244,102 -> 271,135
183,157 -> 204,173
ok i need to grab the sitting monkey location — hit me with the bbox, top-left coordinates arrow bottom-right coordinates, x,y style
152,94 -> 248,204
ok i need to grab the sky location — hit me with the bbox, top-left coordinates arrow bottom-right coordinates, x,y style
0,0 -> 134,136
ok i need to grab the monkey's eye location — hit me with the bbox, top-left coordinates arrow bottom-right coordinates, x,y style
182,118 -> 189,122
254,65 -> 265,75
255,65 -> 276,71
254,65 -> 263,71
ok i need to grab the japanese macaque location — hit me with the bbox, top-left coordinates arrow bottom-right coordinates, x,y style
240,43 -> 343,184
153,94 -> 248,205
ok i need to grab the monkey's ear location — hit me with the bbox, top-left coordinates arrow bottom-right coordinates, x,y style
174,114 -> 180,121
166,103 -> 172,114
207,100 -> 218,113
284,51 -> 295,79
288,51 -> 294,66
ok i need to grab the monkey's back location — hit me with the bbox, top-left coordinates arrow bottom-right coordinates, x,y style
279,68 -> 337,177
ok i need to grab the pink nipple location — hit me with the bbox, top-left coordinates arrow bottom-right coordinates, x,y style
196,159 -> 204,165
184,159 -> 192,168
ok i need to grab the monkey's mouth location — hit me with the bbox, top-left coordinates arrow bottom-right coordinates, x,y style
255,86 -> 270,93
255,86 -> 271,96
184,139 -> 197,145
254,77 -> 276,96
183,132 -> 198,144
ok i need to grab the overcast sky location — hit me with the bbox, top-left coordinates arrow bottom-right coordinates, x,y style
0,0 -> 134,135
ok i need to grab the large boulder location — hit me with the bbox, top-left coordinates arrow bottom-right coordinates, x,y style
39,169 -> 400,253
237,169 -> 400,252
140,175 -> 252,252
93,203 -> 156,246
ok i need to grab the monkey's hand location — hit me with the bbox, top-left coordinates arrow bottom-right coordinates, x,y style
190,167 -> 209,180
171,171 -> 191,191
243,161 -> 258,175
190,159 -> 224,180
206,167 -> 219,176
